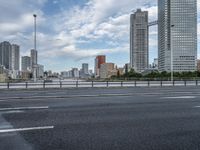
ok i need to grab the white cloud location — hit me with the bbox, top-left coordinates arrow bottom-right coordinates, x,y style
0,0 -> 199,71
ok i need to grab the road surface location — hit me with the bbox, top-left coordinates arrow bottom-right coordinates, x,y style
0,87 -> 200,150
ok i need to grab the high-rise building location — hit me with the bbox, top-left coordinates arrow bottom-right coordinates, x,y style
95,55 -> 106,77
158,0 -> 197,72
82,63 -> 89,74
130,9 -> 149,72
0,41 -> 11,70
30,49 -> 38,69
21,56 -> 31,71
11,44 -> 20,70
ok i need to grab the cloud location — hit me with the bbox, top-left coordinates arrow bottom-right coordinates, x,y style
0,0 -> 199,71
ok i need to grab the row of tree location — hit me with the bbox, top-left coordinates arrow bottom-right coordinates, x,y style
112,69 -> 200,80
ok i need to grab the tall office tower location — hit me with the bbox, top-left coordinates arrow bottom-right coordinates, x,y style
30,49 -> 38,70
130,9 -> 148,73
0,41 -> 12,70
158,0 -> 197,72
95,55 -> 106,77
82,63 -> 89,74
11,44 -> 20,70
21,56 -> 31,71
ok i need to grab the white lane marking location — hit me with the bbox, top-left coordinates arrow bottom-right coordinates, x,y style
0,106 -> 49,111
194,106 -> 200,108
0,126 -> 54,133
161,96 -> 196,99
2,110 -> 24,114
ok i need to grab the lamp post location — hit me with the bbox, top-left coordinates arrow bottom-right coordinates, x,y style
33,14 -> 37,82
171,24 -> 175,82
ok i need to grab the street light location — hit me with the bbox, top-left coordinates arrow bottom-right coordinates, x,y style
171,24 -> 175,82
33,14 -> 37,82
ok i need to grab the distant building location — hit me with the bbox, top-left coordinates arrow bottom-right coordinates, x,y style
89,70 -> 93,75
80,63 -> 90,78
61,71 -> 70,78
21,56 -> 31,71
124,63 -> 131,74
95,55 -> 106,77
158,0 -> 197,72
100,63 -> 115,79
48,70 -> 53,77
72,68 -> 79,78
0,41 -> 11,70
11,44 -> 20,71
197,60 -> 200,72
37,64 -> 44,78
130,9 -> 148,72
82,63 -> 89,74
118,68 -> 124,76
152,58 -> 158,69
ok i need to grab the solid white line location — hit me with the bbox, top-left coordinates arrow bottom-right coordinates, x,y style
0,126 -> 54,133
161,96 -> 196,99
0,106 -> 49,111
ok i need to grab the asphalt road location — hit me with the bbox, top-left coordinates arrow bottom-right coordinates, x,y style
0,87 -> 200,150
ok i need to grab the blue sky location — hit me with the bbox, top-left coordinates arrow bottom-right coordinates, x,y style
0,0 -> 199,72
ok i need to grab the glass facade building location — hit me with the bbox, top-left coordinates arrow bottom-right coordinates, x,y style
130,9 -> 148,72
158,0 -> 197,72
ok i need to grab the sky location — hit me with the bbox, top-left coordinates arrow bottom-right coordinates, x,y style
0,0 -> 199,72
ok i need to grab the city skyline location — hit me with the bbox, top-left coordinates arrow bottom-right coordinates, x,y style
0,0 -> 200,72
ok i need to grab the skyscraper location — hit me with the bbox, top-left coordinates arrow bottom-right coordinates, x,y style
0,41 -> 11,70
95,55 -> 106,77
158,0 -> 197,72
130,9 -> 148,72
11,44 -> 20,70
21,56 -> 31,71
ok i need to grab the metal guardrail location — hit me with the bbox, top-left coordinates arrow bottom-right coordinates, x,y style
0,80 -> 199,89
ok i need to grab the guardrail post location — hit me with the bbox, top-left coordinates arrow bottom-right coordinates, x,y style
7,82 -> 9,89
173,80 -> 175,86
26,82 -> 28,89
60,81 -> 62,88
196,80 -> 198,86
121,81 -> 123,87
106,81 -> 109,87
184,81 -> 186,87
92,81 -> 94,88
76,81 -> 78,88
148,80 -> 150,87
43,81 -> 45,89
160,80 -> 163,87
134,81 -> 136,87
